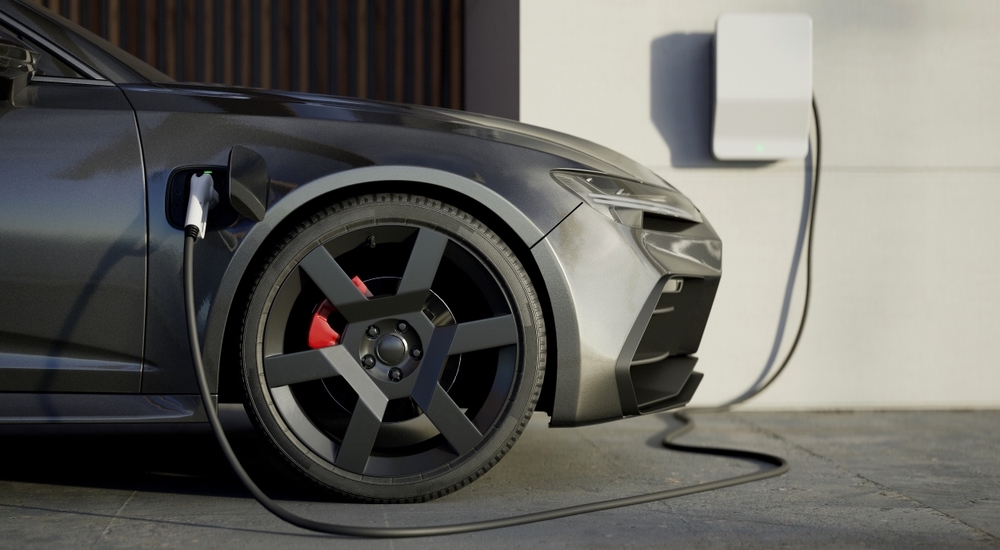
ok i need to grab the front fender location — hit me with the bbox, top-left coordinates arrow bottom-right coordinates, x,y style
201,165 -> 563,391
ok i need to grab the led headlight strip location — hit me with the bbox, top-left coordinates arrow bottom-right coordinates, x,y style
551,170 -> 703,225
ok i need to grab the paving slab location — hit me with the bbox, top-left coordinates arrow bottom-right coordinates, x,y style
0,408 -> 997,549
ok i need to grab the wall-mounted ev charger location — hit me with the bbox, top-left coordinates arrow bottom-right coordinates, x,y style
713,13 -> 813,161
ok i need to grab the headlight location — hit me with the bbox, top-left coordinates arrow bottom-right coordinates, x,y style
551,170 -> 702,226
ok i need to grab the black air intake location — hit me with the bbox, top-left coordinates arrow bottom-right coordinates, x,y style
626,276 -> 718,414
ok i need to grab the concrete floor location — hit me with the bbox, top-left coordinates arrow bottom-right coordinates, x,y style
0,407 -> 997,549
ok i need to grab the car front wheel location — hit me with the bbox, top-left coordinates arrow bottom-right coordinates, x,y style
239,193 -> 546,502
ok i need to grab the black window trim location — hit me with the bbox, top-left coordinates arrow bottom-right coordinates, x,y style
32,74 -> 115,86
0,9 -> 107,82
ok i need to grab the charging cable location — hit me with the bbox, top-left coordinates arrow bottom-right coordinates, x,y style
709,97 -> 822,409
182,187 -> 789,539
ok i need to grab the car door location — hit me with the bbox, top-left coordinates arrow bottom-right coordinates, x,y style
0,22 -> 147,394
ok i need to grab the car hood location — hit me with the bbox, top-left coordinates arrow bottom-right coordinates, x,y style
124,83 -> 667,187
413,107 -> 667,185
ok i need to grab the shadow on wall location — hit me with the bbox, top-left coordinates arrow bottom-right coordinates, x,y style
650,33 -> 769,169
650,33 -> 715,167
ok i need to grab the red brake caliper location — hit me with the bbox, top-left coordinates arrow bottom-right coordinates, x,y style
307,275 -> 374,349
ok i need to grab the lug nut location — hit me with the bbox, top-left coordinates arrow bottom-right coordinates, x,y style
410,348 -> 422,360
361,354 -> 376,369
388,367 -> 403,382
365,325 -> 380,339
396,321 -> 408,333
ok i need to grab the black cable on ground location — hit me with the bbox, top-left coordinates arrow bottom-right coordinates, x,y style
184,229 -> 788,538
710,97 -> 823,410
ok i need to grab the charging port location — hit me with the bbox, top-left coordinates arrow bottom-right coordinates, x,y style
166,167 -> 236,230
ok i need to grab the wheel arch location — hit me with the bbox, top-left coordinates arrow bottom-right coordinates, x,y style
207,166 -> 561,412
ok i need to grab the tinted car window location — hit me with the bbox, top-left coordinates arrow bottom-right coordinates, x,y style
2,1 -> 171,83
0,23 -> 81,78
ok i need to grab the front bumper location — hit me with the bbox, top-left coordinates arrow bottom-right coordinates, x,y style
531,203 -> 722,426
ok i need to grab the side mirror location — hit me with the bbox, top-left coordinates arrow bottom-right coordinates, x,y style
0,39 -> 39,103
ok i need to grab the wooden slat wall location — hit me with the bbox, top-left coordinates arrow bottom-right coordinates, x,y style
28,0 -> 463,109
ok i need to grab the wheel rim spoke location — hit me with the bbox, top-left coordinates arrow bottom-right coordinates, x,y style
266,347 -> 389,416
264,348 -> 339,387
335,399 -> 384,473
423,385 -> 483,455
410,324 -> 455,409
408,324 -> 484,454
395,228 -> 449,305
449,314 -> 518,355
298,246 -> 369,321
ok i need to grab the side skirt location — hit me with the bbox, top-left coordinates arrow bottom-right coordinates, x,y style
0,393 -> 212,423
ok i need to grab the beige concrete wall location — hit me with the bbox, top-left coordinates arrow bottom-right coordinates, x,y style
510,0 -> 1000,408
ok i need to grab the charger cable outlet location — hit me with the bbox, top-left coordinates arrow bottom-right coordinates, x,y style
185,172 -> 219,239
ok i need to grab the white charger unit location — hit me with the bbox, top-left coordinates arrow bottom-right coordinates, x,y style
712,13 -> 813,161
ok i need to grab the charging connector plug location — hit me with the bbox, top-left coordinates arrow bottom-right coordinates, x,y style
185,172 -> 219,239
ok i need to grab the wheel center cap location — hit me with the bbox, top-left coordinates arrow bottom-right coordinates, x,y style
375,335 -> 407,365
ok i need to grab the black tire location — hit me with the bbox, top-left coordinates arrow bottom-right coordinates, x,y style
239,193 -> 546,502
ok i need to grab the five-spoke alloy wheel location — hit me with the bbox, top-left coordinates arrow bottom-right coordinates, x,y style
240,194 -> 546,502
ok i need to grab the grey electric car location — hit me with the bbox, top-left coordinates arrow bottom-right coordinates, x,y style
0,0 -> 721,502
